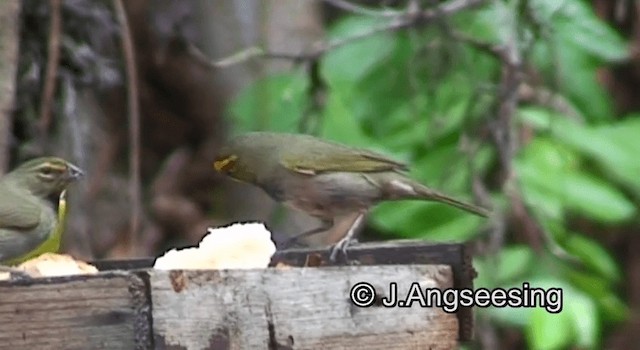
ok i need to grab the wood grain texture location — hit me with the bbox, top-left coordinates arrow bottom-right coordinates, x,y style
0,272 -> 149,350
150,265 -> 458,350
92,240 -> 475,341
0,241 -> 470,349
270,240 -> 476,340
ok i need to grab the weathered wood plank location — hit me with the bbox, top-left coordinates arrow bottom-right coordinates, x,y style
271,240 -> 476,340
0,272 -> 151,350
150,265 -> 458,350
93,240 -> 475,341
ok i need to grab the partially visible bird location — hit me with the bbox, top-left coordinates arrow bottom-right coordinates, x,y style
214,132 -> 489,260
0,157 -> 83,270
3,189 -> 68,266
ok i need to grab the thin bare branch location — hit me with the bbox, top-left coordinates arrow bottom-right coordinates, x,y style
114,0 -> 142,257
38,0 -> 62,141
517,84 -> 585,123
438,0 -> 485,14
193,0 -> 487,68
451,31 -> 505,60
321,0 -> 401,17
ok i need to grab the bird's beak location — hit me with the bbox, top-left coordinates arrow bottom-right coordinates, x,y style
213,160 -> 225,172
67,163 -> 84,180
213,155 -> 237,173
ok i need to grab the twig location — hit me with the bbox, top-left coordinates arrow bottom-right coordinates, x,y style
450,31 -> 505,60
114,0 -> 142,257
491,3 -> 521,181
507,184 -> 544,252
517,84 -> 585,123
485,0 -> 550,255
38,0 -> 62,141
438,0 -> 484,14
192,0 -> 486,68
321,0 -> 401,17
297,60 -> 327,134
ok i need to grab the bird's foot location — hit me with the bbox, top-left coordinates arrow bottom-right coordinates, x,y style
329,212 -> 366,263
329,238 -> 358,263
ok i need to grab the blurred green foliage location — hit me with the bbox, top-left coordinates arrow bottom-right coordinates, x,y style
227,0 -> 637,348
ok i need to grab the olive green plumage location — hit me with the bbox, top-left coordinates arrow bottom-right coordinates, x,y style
214,132 -> 489,234
0,157 -> 83,264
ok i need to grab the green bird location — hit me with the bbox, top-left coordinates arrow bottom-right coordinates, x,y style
214,132 -> 489,260
0,157 -> 83,269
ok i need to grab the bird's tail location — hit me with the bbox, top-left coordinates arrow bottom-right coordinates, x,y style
411,182 -> 490,218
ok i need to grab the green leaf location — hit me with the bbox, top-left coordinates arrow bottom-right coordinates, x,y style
563,233 -> 621,283
322,16 -> 397,85
565,268 -> 616,301
515,138 -> 575,219
371,200 -> 483,241
556,48 -> 615,121
530,0 -> 628,62
375,99 -> 431,152
415,214 -> 484,241
410,142 -> 485,191
525,278 -> 599,349
370,201 -> 424,237
320,88 -> 372,147
556,256 -> 627,324
515,120 -> 636,222
485,303 -> 533,328
520,108 -> 640,196
594,117 -> 640,195
598,293 -> 629,324
227,71 -> 308,132
563,171 -> 635,223
496,245 -> 535,283
529,15 -> 619,121
527,306 -> 573,349
565,288 -> 599,348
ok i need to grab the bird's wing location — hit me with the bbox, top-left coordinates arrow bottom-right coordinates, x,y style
281,148 -> 408,175
0,184 -> 41,231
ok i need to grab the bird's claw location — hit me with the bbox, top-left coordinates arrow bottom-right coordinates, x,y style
329,238 -> 358,263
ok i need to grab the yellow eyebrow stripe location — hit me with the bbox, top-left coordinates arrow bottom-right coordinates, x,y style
38,162 -> 67,171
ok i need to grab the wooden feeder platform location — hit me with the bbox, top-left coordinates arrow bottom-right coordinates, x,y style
0,240 -> 475,350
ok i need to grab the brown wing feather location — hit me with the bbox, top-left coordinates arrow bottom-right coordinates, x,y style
0,183 -> 41,231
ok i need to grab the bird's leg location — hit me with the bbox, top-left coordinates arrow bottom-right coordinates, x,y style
280,220 -> 334,249
0,265 -> 31,281
329,211 -> 366,262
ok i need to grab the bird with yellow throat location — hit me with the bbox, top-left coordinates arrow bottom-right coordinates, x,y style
0,157 -> 83,273
214,132 -> 489,260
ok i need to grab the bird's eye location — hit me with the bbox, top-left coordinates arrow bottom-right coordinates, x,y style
38,164 -> 61,180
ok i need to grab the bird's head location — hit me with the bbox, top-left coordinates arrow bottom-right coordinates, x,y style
7,157 -> 84,197
213,133 -> 283,184
214,146 -> 258,184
